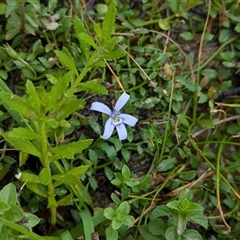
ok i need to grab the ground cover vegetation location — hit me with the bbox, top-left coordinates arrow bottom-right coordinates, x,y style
0,0 -> 240,239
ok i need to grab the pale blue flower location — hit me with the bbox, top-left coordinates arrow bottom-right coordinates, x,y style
91,92 -> 138,140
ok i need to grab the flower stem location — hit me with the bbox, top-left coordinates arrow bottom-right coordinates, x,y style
39,120 -> 57,225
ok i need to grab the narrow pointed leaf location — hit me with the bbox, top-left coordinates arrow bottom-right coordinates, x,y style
79,210 -> 94,240
39,168 -> 51,185
57,194 -> 73,206
103,37 -> 119,52
0,92 -> 38,119
0,79 -> 24,126
25,80 -> 40,114
46,71 -> 74,110
52,174 -> 79,185
94,23 -> 103,41
78,33 -> 96,48
102,0 -> 116,40
55,48 -> 78,75
78,81 -> 108,95
6,127 -> 41,140
56,99 -> 85,120
21,172 -> 40,183
66,165 -> 90,176
73,16 -> 90,60
48,139 -> 93,159
3,133 -> 41,157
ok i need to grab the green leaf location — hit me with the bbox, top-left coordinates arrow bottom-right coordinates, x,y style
55,48 -> 78,75
4,204 -> 24,222
177,114 -> 189,127
180,198 -> 190,211
5,0 -> 19,17
167,200 -> 181,211
26,80 -> 40,114
217,80 -> 232,92
150,205 -> 172,219
103,37 -> 119,53
182,229 -> 203,240
22,212 -> 40,228
199,119 -> 214,128
0,92 -> 38,119
188,212 -> 208,229
176,76 -> 198,92
49,139 -> 93,159
188,202 -> 203,212
79,210 -> 94,240
0,183 -> 17,205
24,22 -> 36,35
78,81 -> 108,95
137,145 -> 143,155
0,224 -> 8,239
98,142 -> 116,161
121,165 -> 131,180
78,33 -> 96,48
60,230 -> 74,240
139,225 -> 160,240
27,182 -> 48,197
28,0 -> 41,12
203,33 -> 214,42
101,50 -> 125,59
73,16 -> 90,60
52,174 -> 79,186
158,19 -> 170,30
112,217 -> 123,230
57,194 -> 72,206
46,71 -> 74,110
149,218 -> 168,235
122,215 -> 134,227
156,157 -> 176,172
88,149 -> 98,165
66,165 -> 90,176
180,32 -> 193,41
165,226 -> 178,240
94,23 -> 103,41
56,99 -> 85,121
21,172 -> 40,183
39,168 -> 51,185
219,29 -> 229,44
105,226 -> 118,240
121,148 -> 130,161
24,11 -> 39,28
222,61 -> 235,68
104,207 -> 115,220
0,201 -> 10,213
234,22 -> 240,33
5,25 -> 21,40
102,0 -> 116,41
3,133 -> 41,157
6,127 -> 41,140
116,201 -> 130,217
201,69 -> 217,79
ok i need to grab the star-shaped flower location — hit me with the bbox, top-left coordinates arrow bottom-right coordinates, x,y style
91,92 -> 138,140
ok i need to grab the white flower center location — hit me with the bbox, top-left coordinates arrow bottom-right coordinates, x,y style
112,117 -> 122,125
111,110 -> 122,125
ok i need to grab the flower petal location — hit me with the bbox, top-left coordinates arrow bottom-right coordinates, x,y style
114,92 -> 130,111
119,114 -> 138,127
101,118 -> 115,139
91,102 -> 111,116
116,123 -> 127,140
